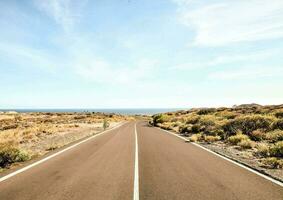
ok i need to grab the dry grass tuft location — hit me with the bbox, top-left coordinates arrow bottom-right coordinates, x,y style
189,134 -> 203,142
204,135 -> 221,143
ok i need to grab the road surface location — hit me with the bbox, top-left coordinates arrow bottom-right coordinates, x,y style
0,121 -> 282,200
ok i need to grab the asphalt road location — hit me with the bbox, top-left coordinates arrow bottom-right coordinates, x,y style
0,121 -> 282,200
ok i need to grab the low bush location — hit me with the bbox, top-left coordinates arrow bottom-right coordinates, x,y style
197,108 -> 216,115
238,139 -> 255,149
272,119 -> 283,130
204,135 -> 221,143
250,129 -> 265,141
191,124 -> 201,133
270,141 -> 283,157
256,143 -> 270,157
103,119 -> 110,130
227,133 -> 249,145
159,123 -> 174,131
179,125 -> 192,134
199,115 -> 217,126
265,130 -> 283,142
189,134 -> 202,142
261,157 -> 283,169
0,144 -> 30,168
185,115 -> 200,124
275,111 -> 283,118
222,115 -> 273,136
152,114 -> 170,126
217,111 -> 238,119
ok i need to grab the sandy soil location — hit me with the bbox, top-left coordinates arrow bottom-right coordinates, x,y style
21,122 -> 121,156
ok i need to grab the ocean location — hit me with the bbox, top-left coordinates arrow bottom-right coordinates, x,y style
0,108 -> 187,115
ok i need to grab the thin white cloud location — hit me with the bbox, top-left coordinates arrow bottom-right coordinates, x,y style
172,49 -> 279,70
209,66 -> 283,80
74,54 -> 159,84
175,0 -> 283,46
0,42 -> 59,72
34,0 -> 87,31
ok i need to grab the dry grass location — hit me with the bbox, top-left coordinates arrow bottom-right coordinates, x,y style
0,112 -> 129,169
238,139 -> 255,149
189,134 -> 202,142
265,130 -> 283,142
261,157 -> 283,169
204,135 -> 221,143
151,104 -> 283,169
227,134 -> 249,145
256,143 -> 270,157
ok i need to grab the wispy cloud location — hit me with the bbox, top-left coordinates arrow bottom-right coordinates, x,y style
172,49 -> 280,70
0,42 -> 59,72
174,0 -> 283,46
209,66 -> 283,80
74,56 -> 158,84
34,0 -> 87,31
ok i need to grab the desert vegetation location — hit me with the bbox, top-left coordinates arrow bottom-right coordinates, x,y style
0,112 -> 130,171
151,104 -> 283,170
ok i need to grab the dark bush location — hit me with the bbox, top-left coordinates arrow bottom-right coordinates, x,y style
0,145 -> 30,168
191,124 -> 201,133
222,115 -> 273,136
179,125 -> 192,134
275,111 -> 283,118
250,130 -> 265,141
197,108 -> 216,115
273,119 -> 283,130
270,141 -> 283,157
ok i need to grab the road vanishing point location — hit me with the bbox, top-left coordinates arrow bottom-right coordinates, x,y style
0,121 -> 282,200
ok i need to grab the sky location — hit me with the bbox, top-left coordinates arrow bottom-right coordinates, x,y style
0,0 -> 283,109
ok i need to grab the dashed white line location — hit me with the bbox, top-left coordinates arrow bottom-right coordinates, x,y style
133,123 -> 140,200
156,127 -> 283,187
0,122 -> 127,183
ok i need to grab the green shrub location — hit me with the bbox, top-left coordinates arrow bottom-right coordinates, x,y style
261,157 -> 283,169
152,114 -> 170,126
199,115 -> 217,126
270,141 -> 283,157
222,115 -> 273,136
227,133 -> 249,145
0,144 -> 30,168
103,119 -> 110,130
265,130 -> 283,142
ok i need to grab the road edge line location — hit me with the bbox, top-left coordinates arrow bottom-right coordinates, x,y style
0,121 -> 127,183
133,123 -> 140,200
154,126 -> 283,187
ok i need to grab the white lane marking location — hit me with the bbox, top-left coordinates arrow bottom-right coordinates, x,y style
133,123 -> 139,200
155,127 -> 283,187
0,122 -> 127,183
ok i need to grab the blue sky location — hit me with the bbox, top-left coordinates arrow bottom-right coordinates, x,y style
0,0 -> 283,108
